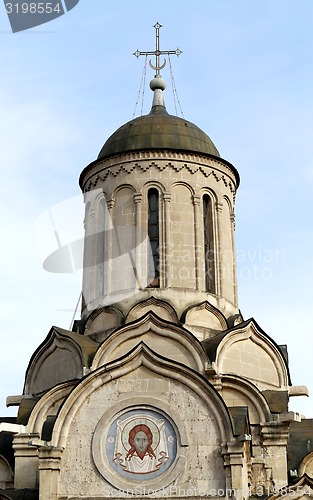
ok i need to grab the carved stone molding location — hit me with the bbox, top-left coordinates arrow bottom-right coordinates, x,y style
80,151 -> 238,195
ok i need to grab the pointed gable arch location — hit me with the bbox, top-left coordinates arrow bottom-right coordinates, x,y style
299,453 -> 313,478
24,327 -> 98,396
126,297 -> 178,324
84,305 -> 124,337
208,319 -> 289,390
47,343 -> 234,496
50,343 -> 234,448
91,311 -> 208,373
182,300 -> 228,339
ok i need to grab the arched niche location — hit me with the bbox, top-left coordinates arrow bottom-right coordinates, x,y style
170,183 -> 196,289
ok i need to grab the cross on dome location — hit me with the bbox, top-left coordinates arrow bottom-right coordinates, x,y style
133,22 -> 182,77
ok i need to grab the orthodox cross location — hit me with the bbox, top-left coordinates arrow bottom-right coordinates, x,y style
133,22 -> 182,76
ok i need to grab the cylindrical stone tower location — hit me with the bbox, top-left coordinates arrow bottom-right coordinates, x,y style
79,75 -> 240,338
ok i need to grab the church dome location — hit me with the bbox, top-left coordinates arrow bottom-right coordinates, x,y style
98,105 -> 220,160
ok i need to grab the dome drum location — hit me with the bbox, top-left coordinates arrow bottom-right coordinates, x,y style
80,84 -> 240,326
80,149 -> 239,324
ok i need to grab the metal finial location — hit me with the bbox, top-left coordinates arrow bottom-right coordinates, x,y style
133,22 -> 182,77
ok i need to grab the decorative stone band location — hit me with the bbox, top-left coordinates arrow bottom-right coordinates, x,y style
80,150 -> 239,197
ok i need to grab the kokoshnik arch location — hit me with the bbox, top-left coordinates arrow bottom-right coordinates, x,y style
0,22 -> 312,500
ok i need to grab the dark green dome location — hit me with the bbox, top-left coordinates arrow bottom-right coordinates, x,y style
98,105 -> 220,159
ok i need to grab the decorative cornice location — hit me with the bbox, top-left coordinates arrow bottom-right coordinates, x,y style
80,150 -> 238,194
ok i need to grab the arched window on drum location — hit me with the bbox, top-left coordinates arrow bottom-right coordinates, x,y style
148,189 -> 160,287
203,194 -> 215,293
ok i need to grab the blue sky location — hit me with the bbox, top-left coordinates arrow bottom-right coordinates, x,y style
0,1 -> 313,417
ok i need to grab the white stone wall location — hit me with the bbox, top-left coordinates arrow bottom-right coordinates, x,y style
80,151 -> 239,328
56,368 -> 226,498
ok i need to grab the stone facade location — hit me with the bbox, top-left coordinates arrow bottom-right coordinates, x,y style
0,65 -> 312,500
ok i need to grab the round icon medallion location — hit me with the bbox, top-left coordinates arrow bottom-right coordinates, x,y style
105,409 -> 177,480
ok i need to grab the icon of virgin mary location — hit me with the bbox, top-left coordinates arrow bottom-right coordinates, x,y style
113,414 -> 170,474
